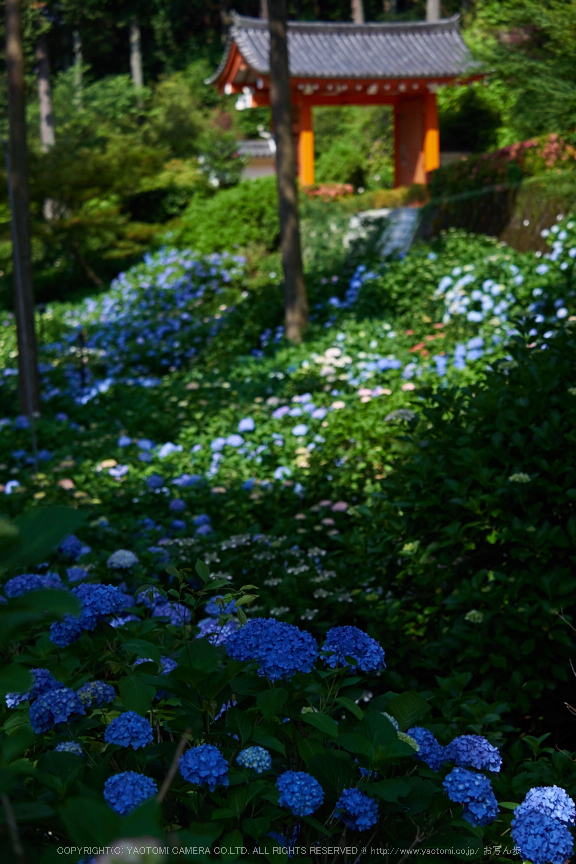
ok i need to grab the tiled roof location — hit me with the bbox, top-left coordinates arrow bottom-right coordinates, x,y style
209,13 -> 479,84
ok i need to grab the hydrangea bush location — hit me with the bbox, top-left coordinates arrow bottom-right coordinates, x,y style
1,218 -> 576,860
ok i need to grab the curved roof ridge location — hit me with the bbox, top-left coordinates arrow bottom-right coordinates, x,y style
230,11 -> 462,34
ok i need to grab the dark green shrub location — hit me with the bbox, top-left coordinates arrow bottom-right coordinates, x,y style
359,322 -> 576,735
168,177 -> 280,254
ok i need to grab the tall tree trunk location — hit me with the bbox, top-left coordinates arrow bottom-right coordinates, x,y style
129,16 -> 144,95
5,0 -> 41,416
268,0 -> 308,344
426,0 -> 440,20
260,0 -> 268,18
352,0 -> 365,23
383,0 -> 397,15
73,28 -> 82,106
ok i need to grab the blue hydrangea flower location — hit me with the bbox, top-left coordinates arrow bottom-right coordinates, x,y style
169,499 -> 186,512
67,566 -> 89,583
407,727 -> 446,771
237,746 -> 272,774
205,595 -> 238,617
238,417 -> 255,433
322,626 -> 385,673
197,617 -> 238,645
516,786 -> 576,826
5,571 -> 64,598
104,711 -> 153,749
226,618 -> 318,680
511,809 -> 574,864
104,771 -> 158,815
54,742 -> 83,756
277,771 -> 324,816
445,735 -> 502,772
152,601 -> 191,625
179,744 -> 229,791
443,767 -> 493,804
29,686 -> 85,733
50,583 -> 127,647
463,790 -> 499,827
58,535 -> 90,560
335,788 -> 379,831
145,474 -> 164,490
6,668 -> 60,708
78,680 -> 116,708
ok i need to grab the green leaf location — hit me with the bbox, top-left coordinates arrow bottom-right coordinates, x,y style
0,802 -> 54,824
0,506 -> 84,570
118,676 -> 156,715
195,559 -> 210,581
226,708 -> 252,743
2,726 -> 36,763
356,711 -> 397,747
336,733 -> 375,759
120,798 -> 162,839
235,594 -> 259,606
335,696 -> 363,720
305,751 -> 356,798
300,712 -> 339,737
185,637 -> 219,673
237,607 -> 248,625
219,829 -> 244,861
383,691 -> 430,731
365,778 -> 412,802
500,801 -> 520,810
165,565 -> 181,579
0,665 -> 33,699
402,777 -> 438,814
296,735 -> 326,763
121,638 -> 162,667
59,797 -> 120,846
257,688 -> 288,720
251,734 -> 285,756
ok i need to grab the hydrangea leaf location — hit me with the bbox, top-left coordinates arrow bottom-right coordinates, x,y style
335,695 -> 364,720
0,664 -> 33,698
300,712 -> 338,738
256,687 -> 288,720
305,751 -> 356,799
59,796 -> 120,845
118,675 -> 156,715
361,779 -> 412,802
1,506 -> 84,571
226,708 -> 252,743
386,690 -> 430,731
122,638 -> 162,667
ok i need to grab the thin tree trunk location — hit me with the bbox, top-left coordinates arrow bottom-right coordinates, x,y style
260,0 -> 268,18
383,0 -> 397,15
73,28 -> 82,106
352,0 -> 365,23
268,0 -> 308,344
5,0 -> 41,416
129,16 -> 144,102
426,0 -> 440,21
70,241 -> 103,287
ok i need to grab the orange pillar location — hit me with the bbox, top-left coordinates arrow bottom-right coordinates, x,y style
394,97 -> 426,187
298,101 -> 315,186
424,90 -> 440,175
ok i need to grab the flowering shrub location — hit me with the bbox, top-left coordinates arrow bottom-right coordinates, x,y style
2,211 -> 576,859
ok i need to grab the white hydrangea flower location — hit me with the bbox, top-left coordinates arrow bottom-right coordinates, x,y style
107,549 -> 139,569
